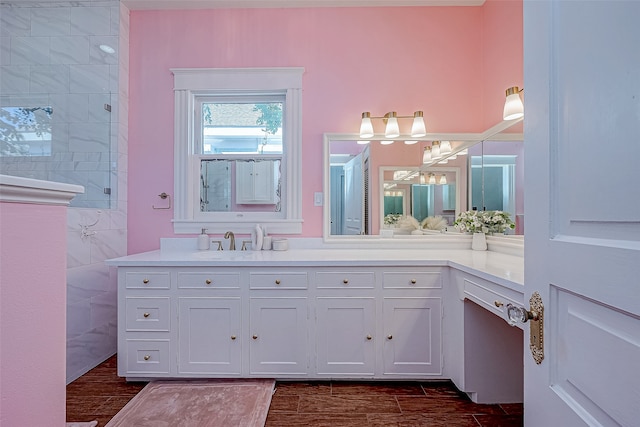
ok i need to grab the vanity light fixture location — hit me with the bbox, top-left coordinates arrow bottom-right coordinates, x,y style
359,111 -> 427,139
503,86 -> 524,120
439,174 -> 447,185
431,141 -> 442,159
420,173 -> 426,185
428,174 -> 437,185
440,141 -> 452,155
422,146 -> 432,163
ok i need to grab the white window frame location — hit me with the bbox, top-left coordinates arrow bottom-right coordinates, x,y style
172,67 -> 304,234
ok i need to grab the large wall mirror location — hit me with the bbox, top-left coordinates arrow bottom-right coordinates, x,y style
323,119 -> 523,241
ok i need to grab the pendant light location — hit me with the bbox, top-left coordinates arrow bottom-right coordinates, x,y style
503,86 -> 524,120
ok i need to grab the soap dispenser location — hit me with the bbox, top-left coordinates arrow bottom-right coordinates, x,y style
197,228 -> 210,250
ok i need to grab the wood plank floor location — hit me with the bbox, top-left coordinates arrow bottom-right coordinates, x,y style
67,355 -> 523,426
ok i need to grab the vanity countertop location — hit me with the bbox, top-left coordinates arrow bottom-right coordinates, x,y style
106,248 -> 523,292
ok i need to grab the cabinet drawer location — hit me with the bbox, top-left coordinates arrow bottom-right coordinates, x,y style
382,271 -> 442,289
177,272 -> 241,289
125,339 -> 170,374
249,272 -> 308,289
125,271 -> 170,289
125,297 -> 170,331
316,271 -> 375,289
463,276 -> 523,318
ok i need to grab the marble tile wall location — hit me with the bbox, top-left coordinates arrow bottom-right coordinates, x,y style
0,1 -> 129,383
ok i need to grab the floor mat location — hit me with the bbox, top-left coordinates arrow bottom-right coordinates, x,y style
105,379 -> 275,427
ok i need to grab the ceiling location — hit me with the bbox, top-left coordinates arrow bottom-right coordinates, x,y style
120,0 -> 485,10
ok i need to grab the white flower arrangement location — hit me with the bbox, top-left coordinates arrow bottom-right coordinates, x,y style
453,210 -> 515,234
383,213 -> 403,226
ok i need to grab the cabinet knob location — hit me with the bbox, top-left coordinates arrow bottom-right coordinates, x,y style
252,334 -> 258,340
142,279 -> 149,284
143,355 -> 150,361
231,335 -> 236,340
410,279 -> 417,284
205,279 -> 212,285
366,335 -> 372,340
343,279 -> 349,284
143,312 -> 150,318
275,279 -> 281,285
387,334 -> 393,340
494,301 -> 504,307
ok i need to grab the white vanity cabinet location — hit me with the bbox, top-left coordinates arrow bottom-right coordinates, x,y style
248,270 -> 309,376
176,270 -> 242,376
381,270 -> 443,376
314,270 -> 377,376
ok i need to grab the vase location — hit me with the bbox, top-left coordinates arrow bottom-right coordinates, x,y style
471,232 -> 487,251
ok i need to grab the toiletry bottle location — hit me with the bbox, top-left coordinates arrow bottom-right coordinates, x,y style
197,228 -> 210,250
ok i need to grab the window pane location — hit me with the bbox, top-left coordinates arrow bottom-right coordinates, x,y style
0,106 -> 52,157
201,102 -> 283,155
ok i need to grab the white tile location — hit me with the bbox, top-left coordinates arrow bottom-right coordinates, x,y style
67,299 -> 91,338
88,92 -> 111,122
0,7 -> 30,37
30,65 -> 69,93
90,289 -> 117,329
0,37 -> 10,66
70,7 -> 110,36
91,227 -> 126,263
50,36 -> 89,64
0,66 -> 30,93
11,36 -> 49,65
69,121 -> 110,151
30,7 -> 70,37
66,93 -> 90,122
69,64 -> 109,93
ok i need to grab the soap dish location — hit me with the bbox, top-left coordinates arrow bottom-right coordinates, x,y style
272,238 -> 289,251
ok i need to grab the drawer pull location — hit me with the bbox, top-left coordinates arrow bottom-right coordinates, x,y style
143,312 -> 150,318
143,355 -> 150,361
343,279 -> 349,284
205,279 -> 212,285
366,335 -> 372,340
252,334 -> 258,340
275,279 -> 281,285
387,334 -> 393,340
142,279 -> 149,284
494,301 -> 504,307
410,279 -> 417,284
231,335 -> 236,340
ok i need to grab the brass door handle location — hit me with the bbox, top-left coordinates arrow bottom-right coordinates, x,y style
506,292 -> 544,365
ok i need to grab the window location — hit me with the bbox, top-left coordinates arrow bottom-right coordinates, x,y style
172,68 -> 304,234
0,106 -> 52,157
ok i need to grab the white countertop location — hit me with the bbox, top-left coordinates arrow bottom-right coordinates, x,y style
106,247 -> 523,292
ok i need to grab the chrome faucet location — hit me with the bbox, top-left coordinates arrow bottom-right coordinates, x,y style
224,231 -> 236,250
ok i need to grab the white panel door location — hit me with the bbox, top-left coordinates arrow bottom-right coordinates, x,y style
524,1 -> 640,426
178,297 -> 241,375
315,297 -> 376,376
343,154 -> 364,235
249,297 -> 308,375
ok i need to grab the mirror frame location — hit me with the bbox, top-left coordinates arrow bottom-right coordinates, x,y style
322,118 -> 523,242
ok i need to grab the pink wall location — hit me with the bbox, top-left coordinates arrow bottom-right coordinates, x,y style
0,202 -> 67,426
128,4 -> 522,253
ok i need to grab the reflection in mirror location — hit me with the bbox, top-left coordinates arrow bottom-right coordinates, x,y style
380,166 -> 461,234
200,159 -> 281,213
469,139 -> 524,234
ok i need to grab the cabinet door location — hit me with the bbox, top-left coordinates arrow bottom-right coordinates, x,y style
178,297 -> 241,375
249,297 -> 307,375
382,297 -> 442,375
316,297 -> 376,376
236,160 -> 275,204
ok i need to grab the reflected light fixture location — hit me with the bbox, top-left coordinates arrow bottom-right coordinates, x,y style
439,174 -> 447,185
404,140 -> 418,145
440,141 -> 452,155
431,141 -> 442,159
428,174 -> 436,185
503,86 -> 524,120
359,110 -> 427,138
357,140 -> 370,145
422,146 -> 432,163
380,140 -> 394,145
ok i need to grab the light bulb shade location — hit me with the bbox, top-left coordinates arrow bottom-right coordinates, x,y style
404,140 -> 418,145
431,141 -> 441,159
410,111 -> 427,137
360,112 -> 374,138
380,140 -> 394,145
439,175 -> 447,185
422,147 -> 432,164
420,173 -> 426,185
440,140 -> 452,154
503,87 -> 524,120
384,112 -> 400,138
428,174 -> 436,185
357,140 -> 370,145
